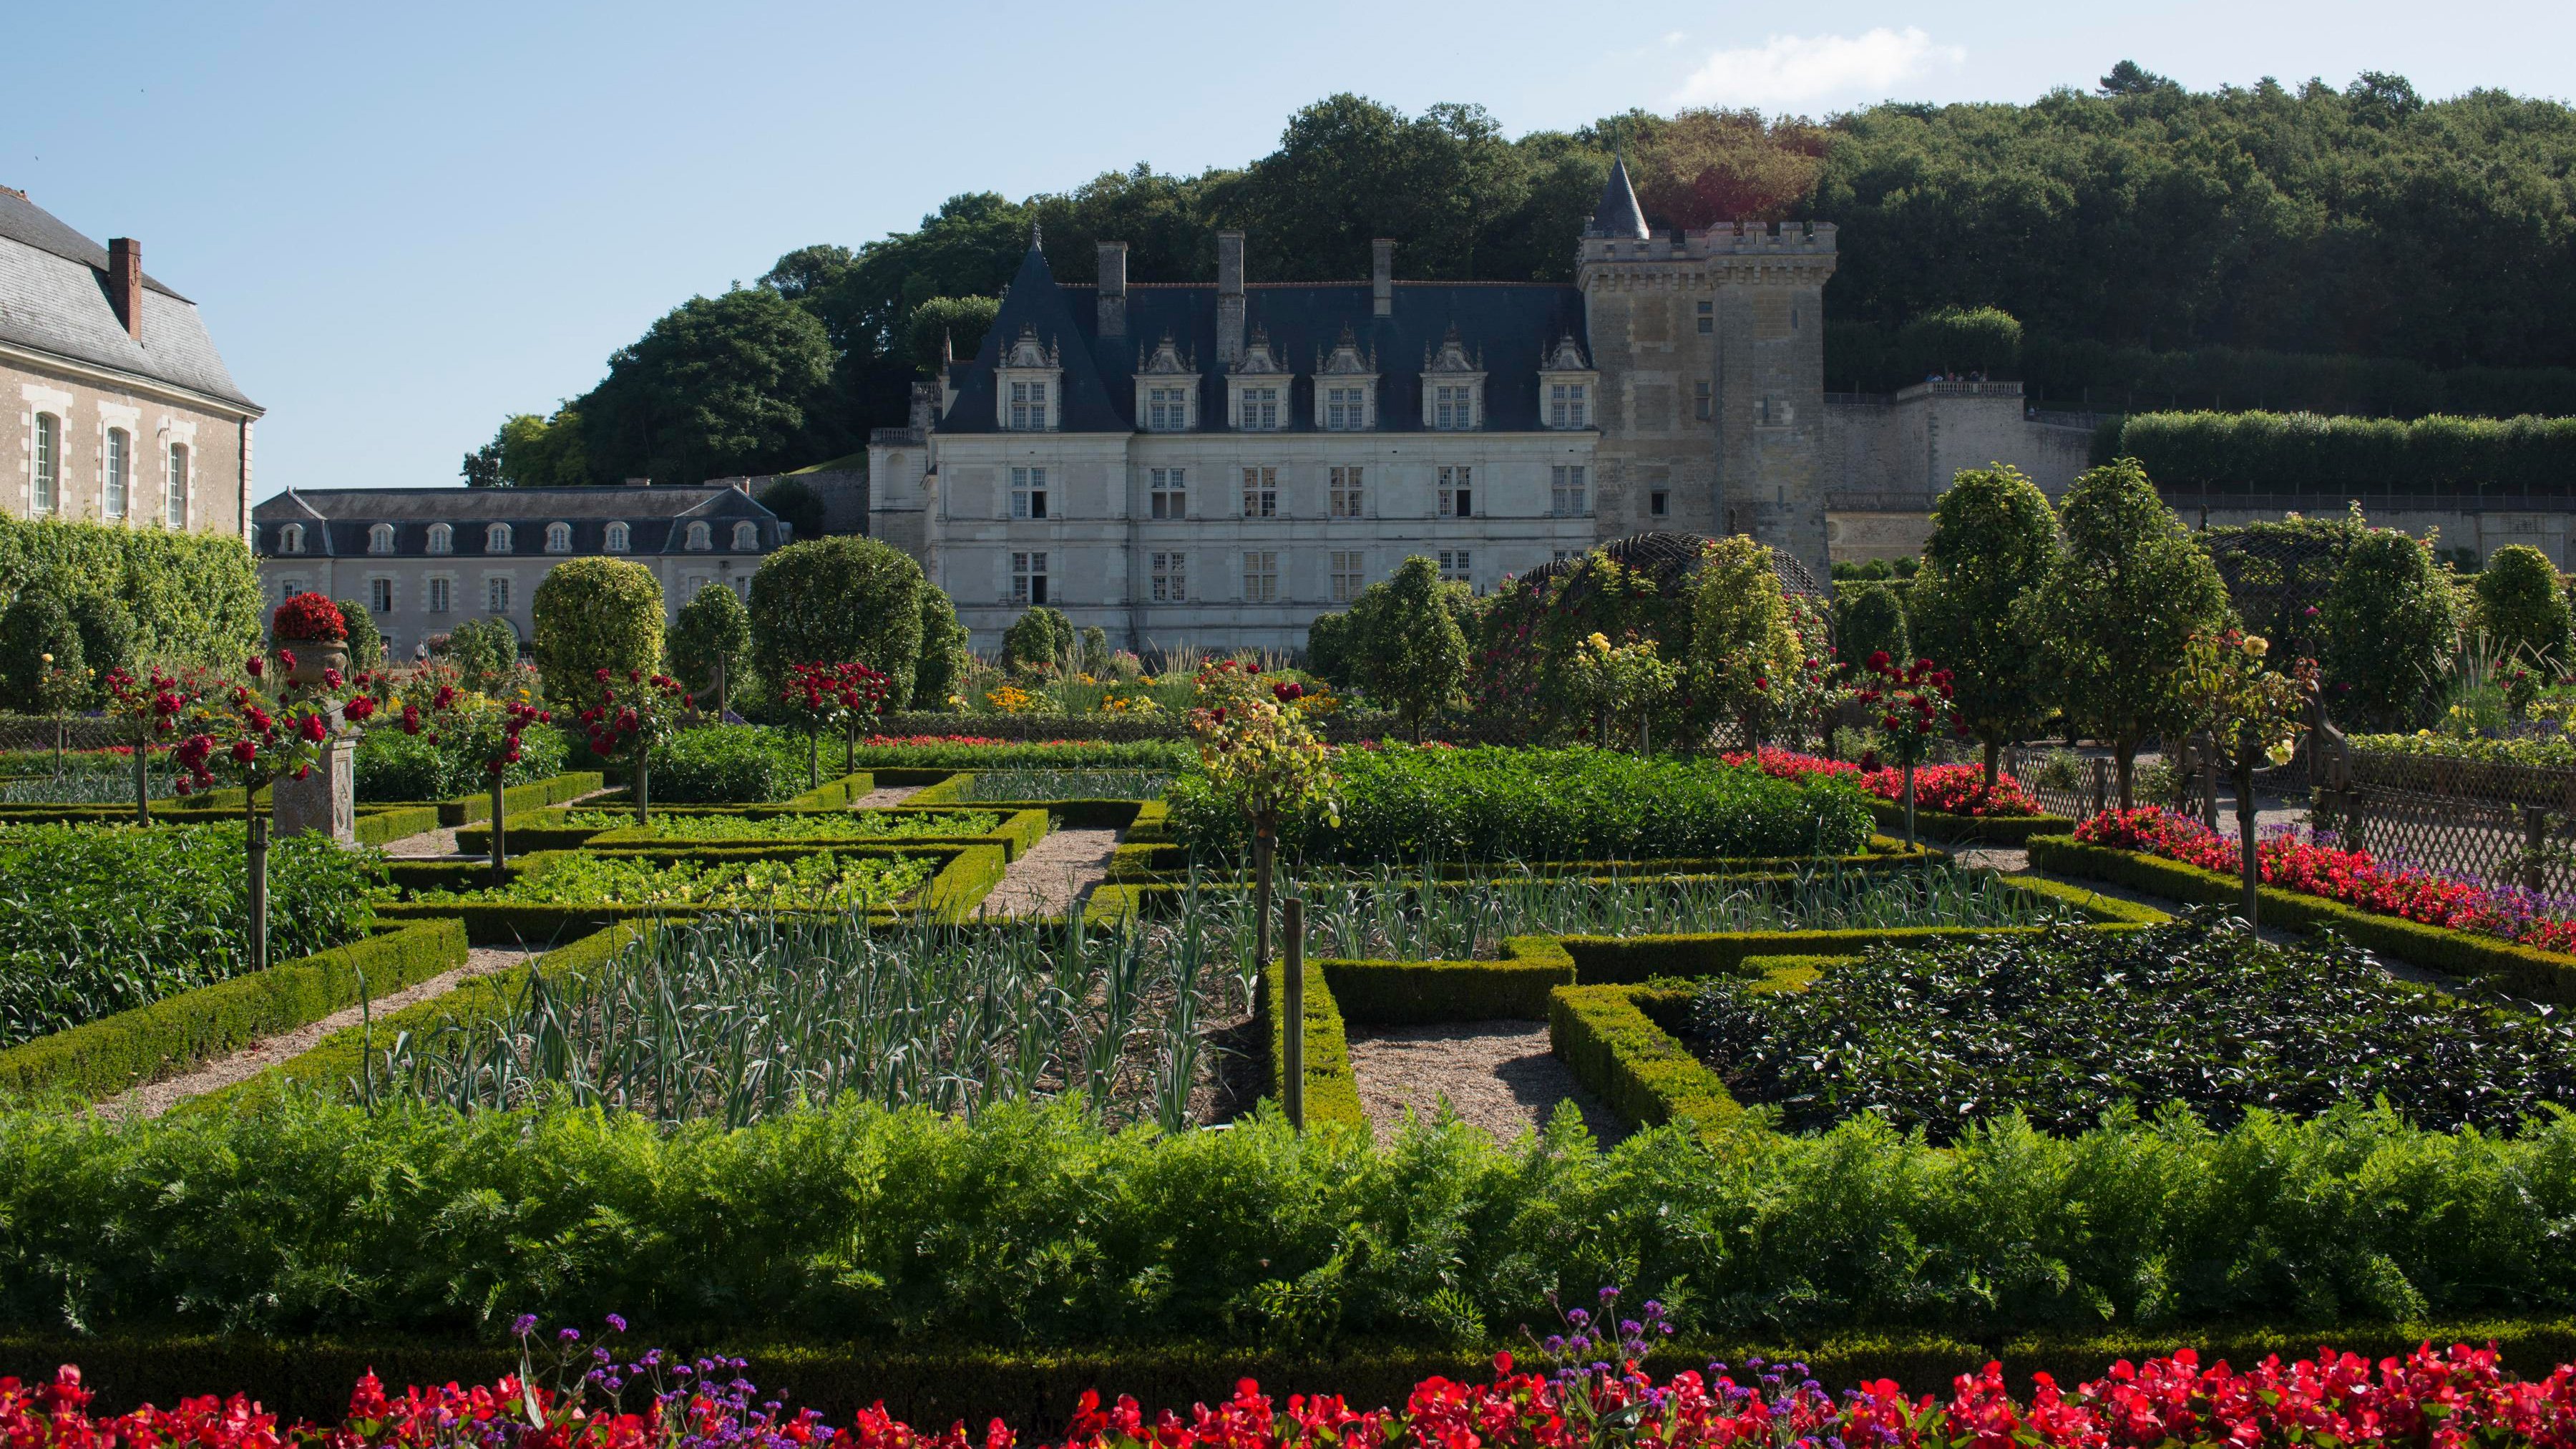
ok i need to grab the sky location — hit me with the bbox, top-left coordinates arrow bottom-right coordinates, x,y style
6,0 -> 2572,502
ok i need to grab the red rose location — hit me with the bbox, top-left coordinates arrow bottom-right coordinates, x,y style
230,739 -> 258,764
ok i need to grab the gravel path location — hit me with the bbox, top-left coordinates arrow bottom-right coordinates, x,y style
1348,1020 -> 1628,1148
849,786 -> 921,809
974,826 -> 1119,918
102,945 -> 547,1118
383,824 -> 464,857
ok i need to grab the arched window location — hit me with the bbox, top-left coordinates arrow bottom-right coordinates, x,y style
104,428 -> 129,519
278,522 -> 306,555
487,522 -> 513,553
31,414 -> 59,516
368,522 -> 395,554
545,522 -> 572,553
164,443 -> 187,527
731,520 -> 758,551
603,521 -> 630,553
426,522 -> 453,555
685,521 -> 712,551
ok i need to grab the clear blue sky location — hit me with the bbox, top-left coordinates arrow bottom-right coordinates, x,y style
6,0 -> 2570,501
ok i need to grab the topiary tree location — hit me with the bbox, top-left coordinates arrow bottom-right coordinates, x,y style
1000,605 -> 1073,676
670,581 -> 753,715
2321,527 -> 2459,731
1833,585 -> 1909,681
442,617 -> 519,683
1353,556 -> 1469,742
912,586 -> 970,712
331,598 -> 383,673
0,591 -> 84,718
530,557 -> 664,711
1898,306 -> 2021,379
2474,543 -> 2572,674
1908,464 -> 2060,791
747,537 -> 928,707
1687,535 -> 1802,747
1080,625 -> 1110,677
1304,610 -> 1358,688
67,591 -> 135,706
2028,459 -> 2233,808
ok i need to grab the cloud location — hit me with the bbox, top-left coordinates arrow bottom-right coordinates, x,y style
1672,26 -> 1963,108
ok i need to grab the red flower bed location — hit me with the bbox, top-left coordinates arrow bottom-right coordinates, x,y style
15,1343 -> 2576,1449
2077,806 -> 2576,954
1726,748 -> 2040,817
859,734 -> 1118,748
269,594 -> 346,643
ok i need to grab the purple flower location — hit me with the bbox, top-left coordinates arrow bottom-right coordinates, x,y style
559,1327 -> 582,1342
607,1312 -> 628,1333
512,1314 -> 538,1337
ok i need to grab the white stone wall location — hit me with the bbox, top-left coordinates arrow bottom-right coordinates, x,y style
6,357 -> 250,537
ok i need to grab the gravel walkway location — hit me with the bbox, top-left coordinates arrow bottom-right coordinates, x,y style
1348,1020 -> 1628,1148
102,945 -> 547,1118
975,827 -> 1119,918
383,824 -> 464,857
849,786 -> 921,809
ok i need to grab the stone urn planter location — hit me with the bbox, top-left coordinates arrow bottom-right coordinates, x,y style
278,638 -> 349,687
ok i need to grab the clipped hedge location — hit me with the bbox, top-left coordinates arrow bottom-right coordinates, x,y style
1259,955 -> 1368,1131
1864,800 -> 2077,845
1319,939 -> 1576,1024
2027,835 -> 2576,1000
376,843 -> 1008,940
0,918 -> 467,1101
2114,409 -> 2576,497
1549,982 -> 1742,1132
352,806 -> 441,848
419,771 -> 604,827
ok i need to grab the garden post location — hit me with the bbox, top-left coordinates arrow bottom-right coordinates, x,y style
845,718 -> 858,776
1252,821 -> 1274,982
809,731 -> 821,789
2235,725 -> 2260,926
489,774 -> 508,886
2525,806 -> 2547,894
1902,759 -> 1917,851
1284,896 -> 1304,1133
245,801 -> 269,975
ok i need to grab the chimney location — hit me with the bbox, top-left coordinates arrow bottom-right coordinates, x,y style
623,477 -> 653,488
1216,229 -> 1246,366
1372,238 -> 1394,316
107,238 -> 142,341
1096,241 -> 1128,337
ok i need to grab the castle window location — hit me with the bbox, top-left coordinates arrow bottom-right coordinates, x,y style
1649,489 -> 1670,517
1146,386 -> 1190,431
278,577 -> 306,604
427,522 -> 453,555
1430,385 -> 1476,431
31,414 -> 58,515
1238,387 -> 1281,431
369,577 -> 395,614
104,428 -> 128,518
487,522 -> 514,552
1438,550 -> 1473,588
603,522 -> 630,553
278,522 -> 306,554
487,577 -> 512,614
1242,550 -> 1279,604
1240,467 -> 1278,518
685,521 -> 712,551
1150,551 -> 1186,602
1011,467 -> 1048,519
427,576 -> 452,614
1330,550 -> 1365,602
369,522 -> 396,554
1549,384 -> 1588,429
1697,301 -> 1714,334
732,521 -> 758,551
1008,379 -> 1050,431
1329,467 -> 1364,518
1011,551 -> 1048,605
1324,387 -> 1367,431
1552,466 -> 1587,517
545,522 -> 572,553
165,444 -> 187,527
1696,381 -> 1712,421
1437,466 -> 1473,519
1148,468 -> 1186,519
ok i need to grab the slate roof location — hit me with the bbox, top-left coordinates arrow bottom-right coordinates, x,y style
1586,155 -> 1651,240
251,485 -> 784,559
0,188 -> 258,411
940,243 -> 1589,435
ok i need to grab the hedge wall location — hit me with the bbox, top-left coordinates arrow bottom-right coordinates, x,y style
0,515 -> 264,665
2111,410 -> 2576,497
1549,982 -> 1741,1132
1259,953 -> 1367,1131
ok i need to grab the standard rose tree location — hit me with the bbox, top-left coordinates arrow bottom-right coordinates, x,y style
581,668 -> 686,824
480,698 -> 551,882
1853,650 -> 1960,849
2173,627 -> 2316,923
779,660 -> 892,786
102,665 -> 204,824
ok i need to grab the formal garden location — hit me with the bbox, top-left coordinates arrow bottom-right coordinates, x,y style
11,474 -> 2576,1440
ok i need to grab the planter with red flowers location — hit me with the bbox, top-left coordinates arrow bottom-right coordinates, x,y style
580,668 -> 687,824
268,592 -> 351,687
1851,651 -> 1959,849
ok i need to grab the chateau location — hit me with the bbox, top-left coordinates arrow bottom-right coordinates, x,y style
868,160 -> 2094,653
1,187 -> 262,539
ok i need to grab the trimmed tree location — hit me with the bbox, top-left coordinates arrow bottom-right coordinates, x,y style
0,591 -> 84,717
2027,459 -> 2233,808
530,557 -> 665,711
1687,535 -> 1802,747
748,537 -> 929,707
1002,606 -> 1074,675
332,599 -> 384,673
1354,556 -> 1469,742
912,586 -> 970,712
1833,584 -> 1909,679
1907,464 -> 2059,791
2321,528 -> 2459,731
441,617 -> 519,682
670,582 -> 753,715
2474,543 -> 2573,673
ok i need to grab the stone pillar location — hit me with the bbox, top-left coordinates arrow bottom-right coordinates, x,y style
273,705 -> 356,844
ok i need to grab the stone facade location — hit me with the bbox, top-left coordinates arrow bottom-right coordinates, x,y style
1819,381 -> 2097,561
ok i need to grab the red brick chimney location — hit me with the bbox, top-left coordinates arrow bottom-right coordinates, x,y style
107,238 -> 142,341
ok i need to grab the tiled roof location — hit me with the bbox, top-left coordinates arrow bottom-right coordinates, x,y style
0,189 -> 258,411
250,485 -> 784,559
941,243 -> 1589,435
1586,155 -> 1651,240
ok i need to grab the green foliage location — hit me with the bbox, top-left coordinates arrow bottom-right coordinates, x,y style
669,582 -> 754,712
2351,732 -> 2576,767
439,618 -> 521,677
2475,544 -> 2573,672
332,599 -> 382,672
1080,626 -> 1110,677
1897,306 -> 2022,379
0,516 -> 262,669
756,479 -> 826,541
2322,529 -> 2459,730
1908,467 -> 2059,765
1168,746 -> 1873,863
1352,557 -> 1470,741
353,720 -> 570,801
748,538 -> 930,706
462,408 -> 592,488
1687,537 -> 1802,741
901,296 -> 1001,374
1001,607 -> 1075,675
1833,585 -> 1908,670
577,288 -> 840,485
530,557 -> 664,711
2113,411 -> 2576,497
911,587 -> 970,712
850,740 -> 1193,771
0,823 -> 381,1048
410,850 -> 934,910
1303,610 -> 1358,687
650,727 -> 807,803
0,591 -> 82,713
565,809 -> 1002,840
955,769 -> 1170,801
2029,460 -> 2233,791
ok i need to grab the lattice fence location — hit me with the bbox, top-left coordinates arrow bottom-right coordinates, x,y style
0,715 -> 122,756
2314,782 -> 2576,894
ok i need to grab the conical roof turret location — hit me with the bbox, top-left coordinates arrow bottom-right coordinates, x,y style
1586,153 -> 1650,240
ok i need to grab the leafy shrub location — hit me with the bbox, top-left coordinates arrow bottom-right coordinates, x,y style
1169,746 -> 1873,862
955,769 -> 1170,801
354,720 -> 570,801
333,597 -> 384,670
410,851 -> 933,909
2351,732 -> 2576,767
849,738 -> 1194,771
1728,748 -> 2041,816
648,727 -> 806,803
2323,527 -> 2459,731
565,809 -> 1000,839
530,557 -> 663,711
0,823 -> 381,1047
2475,544 -> 2574,671
1692,916 -> 2576,1140
748,538 -> 928,707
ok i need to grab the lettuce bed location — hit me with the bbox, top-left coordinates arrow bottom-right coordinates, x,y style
406,850 -> 936,909
560,809 -> 1003,840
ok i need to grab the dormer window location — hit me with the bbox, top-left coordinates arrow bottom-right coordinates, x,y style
731,521 -> 758,551
686,521 -> 712,551
1421,327 -> 1485,431
427,523 -> 453,555
996,324 -> 1061,431
1239,387 -> 1282,431
1226,326 -> 1289,433
1313,327 -> 1377,431
1134,336 -> 1199,431
278,522 -> 306,555
1539,333 -> 1600,433
368,522 -> 395,554
487,522 -> 514,553
603,521 -> 630,553
545,522 -> 572,553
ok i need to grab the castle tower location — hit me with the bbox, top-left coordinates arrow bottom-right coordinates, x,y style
1576,156 -> 1837,579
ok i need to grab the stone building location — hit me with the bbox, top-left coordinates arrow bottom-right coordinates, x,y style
252,482 -> 790,659
1,187 -> 261,539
